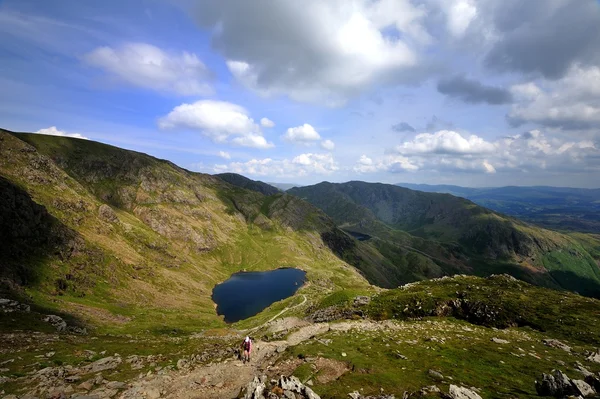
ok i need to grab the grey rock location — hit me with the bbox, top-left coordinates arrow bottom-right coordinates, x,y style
42,315 -> 67,332
428,369 -> 444,381
77,380 -> 95,391
243,376 -> 266,399
585,374 -> 600,392
536,370 -> 577,397
304,386 -> 320,399
106,381 -> 127,389
83,356 -> 122,373
279,376 -> 304,393
543,339 -> 571,352
353,296 -> 371,306
586,349 -> 600,364
491,338 -> 509,344
98,204 -> 118,223
448,385 -> 482,399
572,379 -> 596,397
284,391 -> 296,399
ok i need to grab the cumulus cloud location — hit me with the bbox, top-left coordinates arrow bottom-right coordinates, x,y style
260,117 -> 275,128
391,122 -> 416,133
214,153 -> 339,178
218,151 -> 231,159
84,42 -> 212,96
320,139 -> 335,151
283,124 -> 321,144
158,100 -> 274,149
356,128 -> 599,176
35,126 -> 89,140
437,76 -> 513,105
189,0 -> 432,106
394,130 -> 496,155
354,154 -> 419,173
508,65 -> 600,129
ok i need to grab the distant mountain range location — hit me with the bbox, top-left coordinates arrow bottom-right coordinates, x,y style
290,181 -> 600,297
396,183 -> 600,233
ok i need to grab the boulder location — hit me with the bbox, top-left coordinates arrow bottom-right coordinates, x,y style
448,385 -> 482,399
536,370 -> 578,397
572,379 -> 596,397
42,315 -> 67,332
542,339 -> 571,352
586,349 -> 600,364
83,356 -> 122,373
585,374 -> 600,392
491,338 -> 509,344
243,376 -> 266,399
98,204 -> 118,223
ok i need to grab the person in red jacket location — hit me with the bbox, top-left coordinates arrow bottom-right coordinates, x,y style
241,336 -> 252,363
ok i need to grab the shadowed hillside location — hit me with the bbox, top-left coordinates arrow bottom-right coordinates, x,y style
289,181 -> 600,297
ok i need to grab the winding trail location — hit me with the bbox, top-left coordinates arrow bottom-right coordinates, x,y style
118,318 -> 404,399
241,294 -> 307,334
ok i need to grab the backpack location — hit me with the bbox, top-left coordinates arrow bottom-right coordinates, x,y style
244,339 -> 251,351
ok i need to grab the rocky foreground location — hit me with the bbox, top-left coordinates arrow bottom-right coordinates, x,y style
3,275 -> 600,399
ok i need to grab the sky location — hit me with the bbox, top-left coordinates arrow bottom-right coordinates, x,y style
1,0 -> 600,188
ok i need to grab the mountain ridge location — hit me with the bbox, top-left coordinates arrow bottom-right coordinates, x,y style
289,181 -> 600,297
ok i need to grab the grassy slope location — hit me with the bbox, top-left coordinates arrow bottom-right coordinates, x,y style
289,182 -> 600,297
285,275 -> 600,398
0,130 -> 372,333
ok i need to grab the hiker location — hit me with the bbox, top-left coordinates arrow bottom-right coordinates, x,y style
241,336 -> 252,363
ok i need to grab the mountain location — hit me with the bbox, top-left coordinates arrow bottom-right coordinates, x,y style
289,181 -> 600,297
0,129 -> 376,333
267,182 -> 303,191
215,173 -> 281,196
397,183 -> 600,233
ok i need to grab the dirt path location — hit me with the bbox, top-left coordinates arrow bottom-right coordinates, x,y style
241,294 -> 307,335
118,319 -> 403,399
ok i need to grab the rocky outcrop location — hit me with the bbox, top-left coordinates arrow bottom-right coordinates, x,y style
447,385 -> 482,399
535,370 -> 597,397
0,298 -> 30,313
241,375 -> 321,399
543,339 -> 571,352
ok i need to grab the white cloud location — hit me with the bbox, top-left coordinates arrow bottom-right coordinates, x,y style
508,65 -> 600,129
218,151 -> 231,159
260,117 -> 275,128
214,153 -> 339,178
283,124 -> 321,144
445,0 -> 477,37
231,134 -> 274,149
35,126 -> 89,140
393,130 -> 496,155
320,139 -> 335,151
354,154 -> 419,173
192,0 -> 429,105
83,42 -> 212,96
158,100 -> 274,149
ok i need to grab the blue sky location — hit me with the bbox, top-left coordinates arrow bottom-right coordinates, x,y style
1,0 -> 599,187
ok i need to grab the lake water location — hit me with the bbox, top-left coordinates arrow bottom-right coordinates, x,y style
346,231 -> 372,241
212,268 -> 306,323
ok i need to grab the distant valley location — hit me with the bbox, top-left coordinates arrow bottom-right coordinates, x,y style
397,183 -> 600,234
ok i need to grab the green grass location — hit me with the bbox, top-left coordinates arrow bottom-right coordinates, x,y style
365,275 -> 600,346
285,317 -> 600,398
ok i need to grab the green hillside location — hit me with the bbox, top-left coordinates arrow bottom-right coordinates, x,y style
0,130 -> 373,333
289,181 -> 600,297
